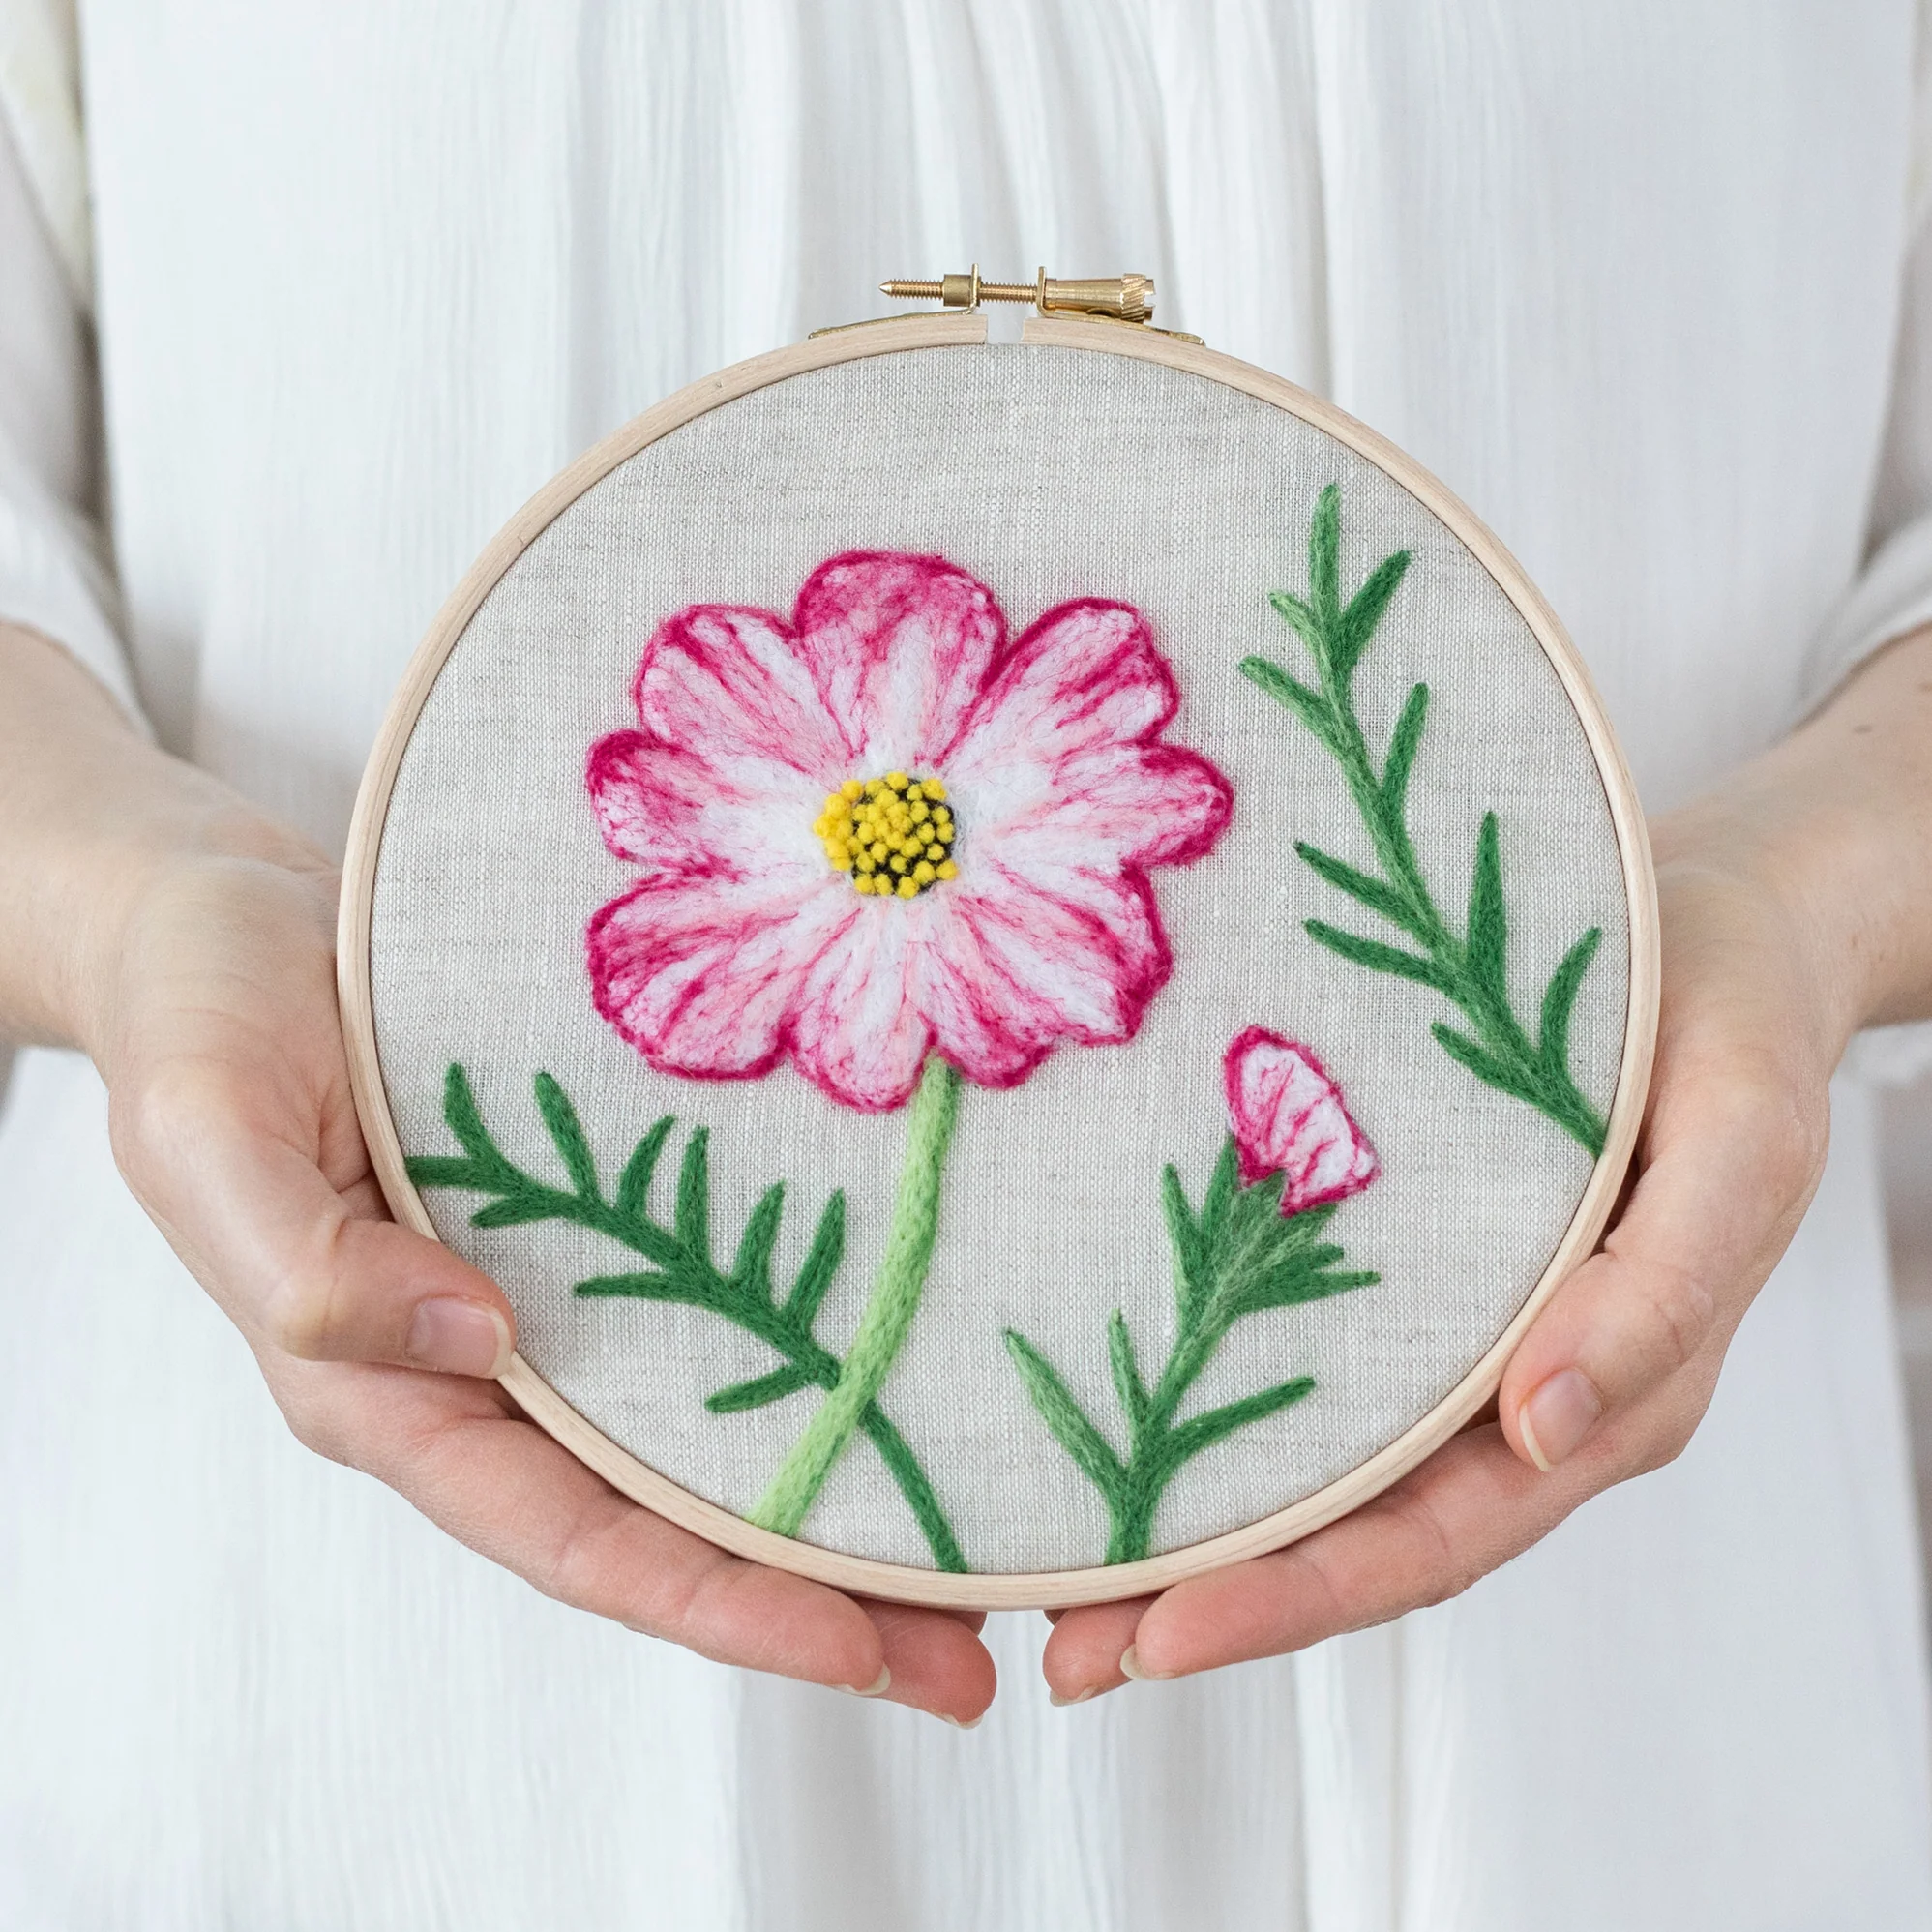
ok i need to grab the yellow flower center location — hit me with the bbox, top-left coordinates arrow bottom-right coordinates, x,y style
812,770 -> 959,900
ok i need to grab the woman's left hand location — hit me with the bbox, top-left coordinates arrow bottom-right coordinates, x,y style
1042,628 -> 1932,1701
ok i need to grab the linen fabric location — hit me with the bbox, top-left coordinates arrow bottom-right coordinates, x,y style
371,345 -> 1628,1571
2,2 -> 1931,1926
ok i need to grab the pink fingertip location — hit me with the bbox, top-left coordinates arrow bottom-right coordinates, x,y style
405,1299 -> 513,1378
1517,1368 -> 1603,1470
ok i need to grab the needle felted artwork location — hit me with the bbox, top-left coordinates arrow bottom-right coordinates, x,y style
342,311 -> 1656,1607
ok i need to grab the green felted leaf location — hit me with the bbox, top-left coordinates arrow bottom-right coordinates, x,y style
1228,1215 -> 1341,1284
1431,1021 -> 1521,1093
1264,589 -> 1323,649
609,1211 -> 686,1270
1261,1201 -> 1337,1261
1294,840 -> 1427,937
1168,1376 -> 1317,1463
1307,481 -> 1342,626
404,1154 -> 482,1191
1380,681 -> 1431,826
785,1187 -> 846,1329
1159,1163 -> 1204,1312
1240,1263 -> 1380,1314
468,1194 -> 562,1230
442,1062 -> 492,1160
1211,1184 -> 1337,1306
1332,549 -> 1412,684
1107,1311 -> 1150,1430
857,1407 -> 969,1573
1004,1329 -> 1126,1503
731,1182 -> 786,1301
705,1362 -> 817,1414
1221,1165 -> 1289,1249
674,1128 -> 712,1267
1465,812 -> 1508,1005
1288,1199 -> 1338,1236
614,1115 -> 675,1222
575,1270 -> 699,1304
1305,919 -> 1454,995
1239,654 -> 1337,751
1198,1135 -> 1240,1246
1540,925 -> 1603,1072
533,1071 -> 600,1200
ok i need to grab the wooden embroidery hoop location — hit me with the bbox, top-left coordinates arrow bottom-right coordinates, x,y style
339,311 -> 1660,1611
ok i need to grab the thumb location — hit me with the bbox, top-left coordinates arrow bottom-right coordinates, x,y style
118,1056 -> 517,1378
1499,1053 -> 1827,1472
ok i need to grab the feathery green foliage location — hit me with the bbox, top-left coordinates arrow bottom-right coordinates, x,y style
1240,484 -> 1608,1155
1005,1136 -> 1376,1566
407,1063 -> 966,1572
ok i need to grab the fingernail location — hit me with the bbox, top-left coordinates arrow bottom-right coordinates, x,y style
1119,1644 -> 1171,1682
1518,1368 -> 1603,1471
939,1712 -> 983,1730
837,1665 -> 892,1698
406,1299 -> 512,1377
1049,1687 -> 1098,1708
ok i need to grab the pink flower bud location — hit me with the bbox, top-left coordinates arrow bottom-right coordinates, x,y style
1224,1026 -> 1380,1214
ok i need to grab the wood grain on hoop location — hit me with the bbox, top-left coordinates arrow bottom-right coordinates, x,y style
339,309 -> 1659,1612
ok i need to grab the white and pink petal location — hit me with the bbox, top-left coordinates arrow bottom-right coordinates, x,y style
1224,1026 -> 1380,1212
789,904 -> 935,1112
586,728 -> 825,883
943,599 -> 1179,793
966,741 -> 1234,876
587,873 -> 860,1083
792,552 -> 1005,771
916,865 -> 1173,1088
635,603 -> 847,789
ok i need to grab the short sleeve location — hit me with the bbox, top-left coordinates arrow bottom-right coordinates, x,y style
1804,8 -> 1932,1084
1803,4 -> 1932,708
0,2 -> 143,727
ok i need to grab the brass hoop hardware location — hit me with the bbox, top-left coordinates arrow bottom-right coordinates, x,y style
881,264 -> 1157,325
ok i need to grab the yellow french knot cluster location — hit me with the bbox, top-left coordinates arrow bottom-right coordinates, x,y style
813,772 -> 959,899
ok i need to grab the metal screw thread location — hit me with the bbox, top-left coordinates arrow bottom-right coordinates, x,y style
878,278 -> 1035,304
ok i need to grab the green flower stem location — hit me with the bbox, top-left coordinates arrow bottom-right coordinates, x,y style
750,1055 -> 963,1539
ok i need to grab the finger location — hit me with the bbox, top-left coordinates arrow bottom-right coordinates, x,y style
273,1352 -> 996,1720
858,1598 -> 998,1724
1499,1034 -> 1825,1472
119,1055 -> 517,1375
1040,1595 -> 1150,1704
1052,1418 -> 1613,1692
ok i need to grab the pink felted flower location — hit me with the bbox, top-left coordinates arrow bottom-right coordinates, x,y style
1224,1025 -> 1380,1213
586,550 -> 1234,1113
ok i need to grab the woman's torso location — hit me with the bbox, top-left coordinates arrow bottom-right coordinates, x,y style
75,0 -> 1914,841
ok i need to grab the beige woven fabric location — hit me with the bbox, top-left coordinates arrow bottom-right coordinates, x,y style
370,343 -> 1628,1573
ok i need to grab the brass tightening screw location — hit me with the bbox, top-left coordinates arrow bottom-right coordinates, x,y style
880,265 -> 1155,324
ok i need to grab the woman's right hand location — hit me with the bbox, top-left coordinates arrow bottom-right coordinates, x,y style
2,623 -> 996,1725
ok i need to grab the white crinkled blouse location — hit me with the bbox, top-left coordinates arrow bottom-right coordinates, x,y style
2,4 -> 1931,1928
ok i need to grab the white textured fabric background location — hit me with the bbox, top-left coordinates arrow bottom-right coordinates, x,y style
372,346 -> 1626,1570
4,3 -> 1932,1927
